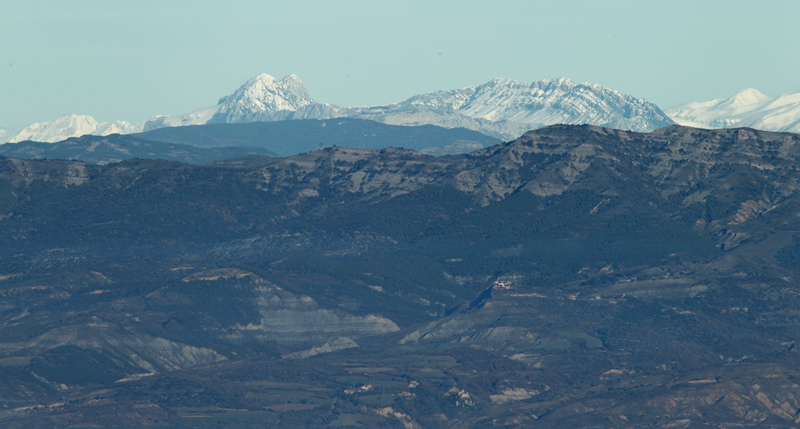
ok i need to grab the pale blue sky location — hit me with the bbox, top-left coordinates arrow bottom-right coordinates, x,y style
2,0 -> 799,129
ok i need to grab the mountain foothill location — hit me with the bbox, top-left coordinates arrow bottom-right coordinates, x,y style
2,118 -> 800,426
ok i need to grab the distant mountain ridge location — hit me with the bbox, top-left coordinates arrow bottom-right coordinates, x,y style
1,74 -> 674,144
337,77 -> 674,138
135,118 -> 501,157
145,74 -> 674,139
3,114 -> 143,144
666,88 -> 800,132
0,119 -> 501,163
0,134 -> 276,165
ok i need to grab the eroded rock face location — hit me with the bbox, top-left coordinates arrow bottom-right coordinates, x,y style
282,337 -> 359,359
233,281 -> 399,344
0,265 -> 404,391
0,157 -> 95,187
0,323 -> 226,373
140,270 -> 403,358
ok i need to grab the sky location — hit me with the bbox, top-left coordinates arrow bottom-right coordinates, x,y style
2,0 -> 799,129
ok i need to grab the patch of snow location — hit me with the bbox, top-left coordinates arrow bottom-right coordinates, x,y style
0,128 -> 19,144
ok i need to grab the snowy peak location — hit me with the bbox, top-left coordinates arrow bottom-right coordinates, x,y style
10,73 -> 676,144
532,77 -> 577,92
0,129 -> 18,143
218,73 -> 314,110
141,74 -> 326,130
765,92 -> 800,110
216,73 -> 316,120
95,120 -> 142,136
202,75 -> 672,138
666,88 -> 800,132
11,114 -> 98,143
4,114 -> 143,143
337,77 -> 672,138
433,77 -> 672,132
725,88 -> 770,109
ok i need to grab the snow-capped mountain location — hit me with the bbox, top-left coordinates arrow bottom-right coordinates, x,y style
0,129 -> 16,143
215,74 -> 319,122
4,74 -> 674,144
143,74 -> 673,139
666,89 -> 800,132
339,77 -> 673,138
142,74 -> 340,131
1,114 -> 143,144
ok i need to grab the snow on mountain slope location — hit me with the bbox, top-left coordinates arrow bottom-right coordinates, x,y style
142,74 -> 340,131
2,114 -> 143,144
442,77 -> 670,132
8,74 -> 675,144
141,106 -> 220,131
215,73 -> 317,121
738,93 -> 800,132
142,74 -> 673,139
666,89 -> 800,132
340,77 -> 674,138
0,129 -> 17,143
9,114 -> 97,143
95,120 -> 144,136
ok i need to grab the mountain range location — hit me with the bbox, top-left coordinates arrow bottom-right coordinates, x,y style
4,124 -> 800,426
0,74 -> 674,144
5,75 -> 800,147
145,74 -> 672,139
1,114 -> 143,144
666,88 -> 800,132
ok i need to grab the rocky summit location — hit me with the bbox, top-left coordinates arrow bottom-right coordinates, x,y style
2,125 -> 800,427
